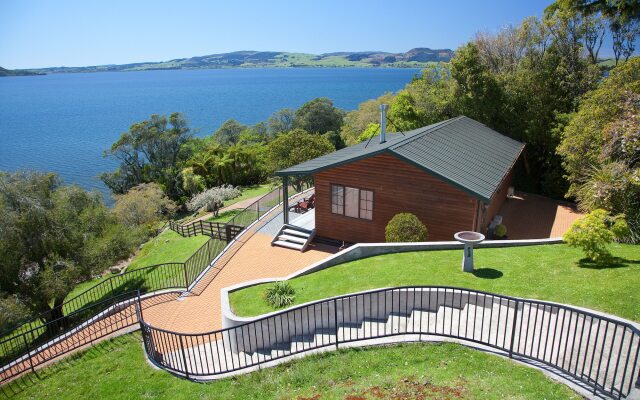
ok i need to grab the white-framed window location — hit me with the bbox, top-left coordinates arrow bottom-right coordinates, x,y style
331,184 -> 344,215
331,184 -> 373,220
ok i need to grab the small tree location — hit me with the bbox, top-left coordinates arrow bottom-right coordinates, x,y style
563,209 -> 629,263
186,185 -> 241,216
113,183 -> 176,227
385,213 -> 428,242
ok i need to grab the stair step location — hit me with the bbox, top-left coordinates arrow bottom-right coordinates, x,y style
278,234 -> 307,244
273,240 -> 304,250
282,228 -> 310,238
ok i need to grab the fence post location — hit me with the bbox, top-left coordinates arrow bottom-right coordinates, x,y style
22,334 -> 35,374
109,277 -> 115,295
508,299 -> 519,358
334,298 -> 339,350
179,335 -> 190,379
183,263 -> 190,288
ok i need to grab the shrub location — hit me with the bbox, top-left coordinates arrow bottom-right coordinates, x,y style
563,209 -> 629,263
385,213 -> 428,242
113,183 -> 177,227
494,224 -> 507,238
186,185 -> 241,215
263,282 -> 295,309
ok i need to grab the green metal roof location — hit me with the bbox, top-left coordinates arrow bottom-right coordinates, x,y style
275,116 -> 524,202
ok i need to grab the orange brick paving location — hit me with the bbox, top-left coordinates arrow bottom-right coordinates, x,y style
141,233 -> 337,333
499,192 -> 583,239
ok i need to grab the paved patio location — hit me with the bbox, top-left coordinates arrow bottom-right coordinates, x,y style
498,192 -> 583,239
142,233 -> 336,333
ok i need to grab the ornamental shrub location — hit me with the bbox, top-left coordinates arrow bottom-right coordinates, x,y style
264,281 -> 295,309
385,213 -> 428,242
494,224 -> 507,238
563,209 -> 629,263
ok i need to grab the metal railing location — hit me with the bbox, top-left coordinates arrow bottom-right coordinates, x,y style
1,290 -> 142,385
140,286 -> 640,399
0,184 -> 310,385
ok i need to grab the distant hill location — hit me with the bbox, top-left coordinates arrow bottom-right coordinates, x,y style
17,48 -> 454,75
0,66 -> 44,77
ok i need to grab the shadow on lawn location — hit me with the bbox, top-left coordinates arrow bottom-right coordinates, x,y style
577,256 -> 640,270
472,268 -> 503,279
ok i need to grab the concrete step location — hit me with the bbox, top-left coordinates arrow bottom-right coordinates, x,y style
272,240 -> 304,250
278,234 -> 307,244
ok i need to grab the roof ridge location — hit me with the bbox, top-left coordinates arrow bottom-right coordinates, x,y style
388,116 -> 462,150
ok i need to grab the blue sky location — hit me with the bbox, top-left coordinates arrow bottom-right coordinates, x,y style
0,0 -> 583,69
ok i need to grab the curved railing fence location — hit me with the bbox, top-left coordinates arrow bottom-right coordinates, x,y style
0,184 -> 310,385
140,287 -> 640,399
0,238 -> 224,385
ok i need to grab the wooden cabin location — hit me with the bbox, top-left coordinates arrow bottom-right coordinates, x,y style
275,116 -> 524,245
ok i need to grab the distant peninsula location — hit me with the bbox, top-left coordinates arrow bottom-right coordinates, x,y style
0,66 -> 45,77
8,48 -> 454,75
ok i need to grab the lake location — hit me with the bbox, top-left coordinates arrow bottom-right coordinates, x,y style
0,68 -> 418,199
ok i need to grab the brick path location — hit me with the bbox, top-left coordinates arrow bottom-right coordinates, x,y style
141,233 -> 336,333
499,192 -> 583,239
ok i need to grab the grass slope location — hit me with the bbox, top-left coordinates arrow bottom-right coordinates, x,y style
5,333 -> 578,400
230,243 -> 640,321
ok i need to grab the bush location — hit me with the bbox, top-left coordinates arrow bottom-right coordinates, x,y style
113,183 -> 177,227
385,213 -> 428,242
563,209 -> 629,263
263,282 -> 295,309
186,185 -> 241,215
494,224 -> 507,238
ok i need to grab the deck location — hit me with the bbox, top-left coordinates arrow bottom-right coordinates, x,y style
497,192 -> 582,239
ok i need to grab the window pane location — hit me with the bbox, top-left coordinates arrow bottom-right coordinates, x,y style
359,189 -> 373,220
331,185 -> 343,215
344,187 -> 359,218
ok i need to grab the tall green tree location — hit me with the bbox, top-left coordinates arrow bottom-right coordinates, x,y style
101,113 -> 191,200
214,119 -> 247,145
267,129 -> 335,191
294,98 -> 345,135
558,58 -> 640,241
0,172 -> 141,327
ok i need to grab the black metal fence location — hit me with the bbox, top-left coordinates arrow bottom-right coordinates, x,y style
0,236 -> 224,385
169,220 -> 243,241
140,286 -> 640,399
0,291 -> 142,385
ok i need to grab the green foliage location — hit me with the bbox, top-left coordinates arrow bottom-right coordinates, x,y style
214,119 -> 247,145
388,91 -> 428,131
186,185 -> 241,215
267,108 -> 295,136
101,112 -> 192,200
267,129 -> 335,172
340,92 -> 396,145
357,123 -> 380,142
0,294 -> 30,333
563,209 -> 629,262
294,97 -> 345,134
113,183 -> 176,227
494,224 -> 508,238
559,58 -> 640,240
263,281 -> 295,309
385,213 -> 428,242
0,171 -> 147,322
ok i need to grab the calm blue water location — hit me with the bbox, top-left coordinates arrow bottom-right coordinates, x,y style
0,68 -> 418,199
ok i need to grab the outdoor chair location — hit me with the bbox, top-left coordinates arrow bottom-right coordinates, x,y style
291,194 -> 315,213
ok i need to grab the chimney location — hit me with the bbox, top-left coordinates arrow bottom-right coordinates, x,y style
379,104 -> 388,144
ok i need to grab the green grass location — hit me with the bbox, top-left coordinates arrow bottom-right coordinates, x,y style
226,183 -> 273,206
63,229 -> 208,304
207,209 -> 241,223
230,243 -> 640,322
6,333 -> 578,400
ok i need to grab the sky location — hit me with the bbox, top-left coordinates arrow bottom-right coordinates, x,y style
0,0 -> 592,69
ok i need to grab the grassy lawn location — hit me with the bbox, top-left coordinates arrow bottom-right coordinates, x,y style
5,333 -> 578,400
226,183 -> 273,206
207,209 -> 241,223
230,243 -> 640,322
63,229 -> 208,304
